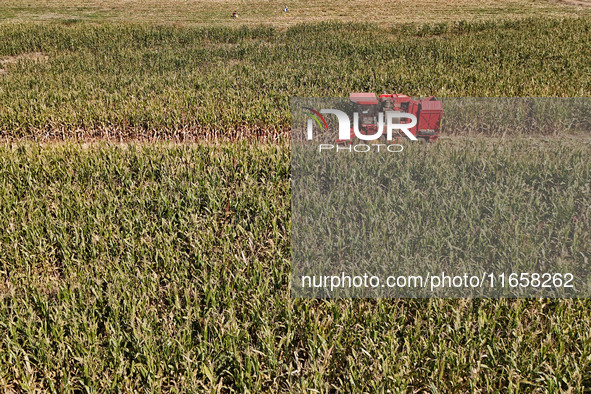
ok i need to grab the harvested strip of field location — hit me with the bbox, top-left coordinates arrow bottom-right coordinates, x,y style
0,139 -> 589,390
0,0 -> 586,26
0,18 -> 590,139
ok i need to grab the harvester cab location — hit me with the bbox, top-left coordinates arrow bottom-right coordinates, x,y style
349,93 -> 380,137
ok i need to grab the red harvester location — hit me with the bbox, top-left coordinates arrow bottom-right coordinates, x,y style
339,93 -> 443,143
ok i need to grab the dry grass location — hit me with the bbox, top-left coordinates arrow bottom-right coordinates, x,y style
555,0 -> 591,7
0,0 -> 588,26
